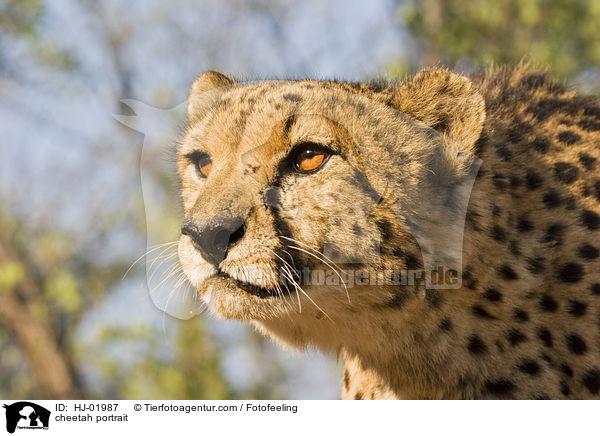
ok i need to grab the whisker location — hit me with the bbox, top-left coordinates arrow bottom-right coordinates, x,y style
272,252 -> 301,312
281,264 -> 331,320
285,244 -> 351,304
150,263 -> 183,295
148,262 -> 179,291
280,236 -> 343,272
281,249 -> 299,271
160,270 -> 190,330
172,271 -> 190,291
147,246 -> 180,282
279,265 -> 302,313
147,251 -> 181,286
123,240 -> 179,280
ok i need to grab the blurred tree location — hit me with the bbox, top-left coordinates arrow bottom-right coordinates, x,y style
399,0 -> 600,86
0,0 -> 42,36
0,0 -> 288,400
0,0 -> 77,74
90,322 -> 232,400
0,215 -> 80,398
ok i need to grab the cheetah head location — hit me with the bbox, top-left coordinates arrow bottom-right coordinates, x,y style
178,70 -> 485,345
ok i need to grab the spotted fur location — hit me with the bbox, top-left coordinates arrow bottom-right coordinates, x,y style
178,66 -> 600,399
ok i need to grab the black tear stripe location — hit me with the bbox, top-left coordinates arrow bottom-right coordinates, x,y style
376,218 -> 394,240
262,179 -> 303,294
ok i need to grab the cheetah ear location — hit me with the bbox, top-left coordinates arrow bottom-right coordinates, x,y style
187,71 -> 235,123
391,69 -> 486,151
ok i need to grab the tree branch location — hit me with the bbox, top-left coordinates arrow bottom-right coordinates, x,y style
0,236 -> 81,399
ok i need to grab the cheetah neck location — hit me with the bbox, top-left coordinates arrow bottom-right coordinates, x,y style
254,279 -> 473,399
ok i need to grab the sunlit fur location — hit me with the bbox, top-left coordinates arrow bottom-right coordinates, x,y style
178,67 -> 600,399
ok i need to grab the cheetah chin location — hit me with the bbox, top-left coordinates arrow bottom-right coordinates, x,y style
177,66 -> 600,399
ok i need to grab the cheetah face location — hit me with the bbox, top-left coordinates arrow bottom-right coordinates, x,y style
178,71 -> 485,322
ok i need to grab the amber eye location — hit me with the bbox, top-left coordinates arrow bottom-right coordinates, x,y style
292,145 -> 331,174
185,151 -> 212,178
198,160 -> 212,178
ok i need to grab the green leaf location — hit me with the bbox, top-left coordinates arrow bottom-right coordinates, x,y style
0,261 -> 25,291
45,270 -> 81,312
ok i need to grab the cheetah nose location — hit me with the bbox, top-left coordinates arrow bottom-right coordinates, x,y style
181,217 -> 245,268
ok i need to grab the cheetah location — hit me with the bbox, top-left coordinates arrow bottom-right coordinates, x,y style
177,66 -> 600,399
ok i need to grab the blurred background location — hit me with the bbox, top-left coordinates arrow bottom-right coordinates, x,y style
0,0 -> 599,400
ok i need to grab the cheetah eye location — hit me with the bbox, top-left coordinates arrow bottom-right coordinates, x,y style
185,151 -> 212,178
291,143 -> 332,174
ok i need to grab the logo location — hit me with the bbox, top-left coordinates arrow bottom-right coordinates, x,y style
2,402 -> 50,434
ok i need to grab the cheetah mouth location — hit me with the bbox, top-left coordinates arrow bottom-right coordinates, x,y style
215,272 -> 274,299
194,267 -> 304,321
